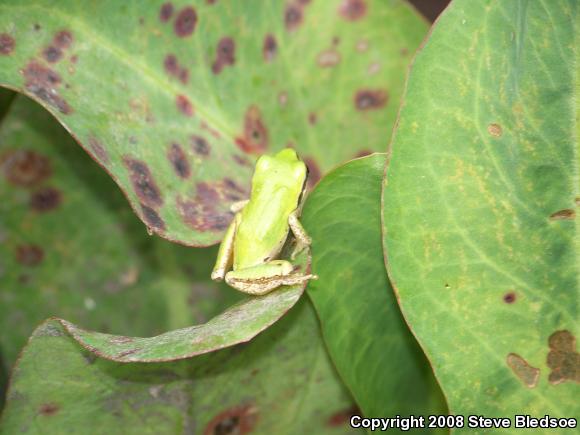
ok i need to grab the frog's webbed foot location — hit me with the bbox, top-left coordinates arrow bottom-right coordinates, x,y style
225,260 -> 316,295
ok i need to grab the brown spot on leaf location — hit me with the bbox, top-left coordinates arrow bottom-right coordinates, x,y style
236,105 -> 268,154
338,0 -> 367,21
116,348 -> 141,359
88,136 -> 110,164
200,121 -> 222,139
204,405 -> 258,435
178,68 -> 189,84
174,6 -> 197,37
263,34 -> 277,62
354,89 -> 388,111
0,33 -> 15,55
506,353 -> 539,388
503,291 -> 516,303
177,180 -> 247,232
304,157 -> 321,189
355,149 -> 372,158
22,61 -> 71,114
160,2 -> 174,22
308,112 -> 317,125
317,50 -> 341,68
164,54 -> 179,75
53,30 -> 73,49
1,150 -> 51,187
549,209 -> 575,220
43,46 -> 62,63
285,4 -> 303,31
16,244 -> 44,266
164,54 -> 189,84
191,135 -> 210,156
212,37 -> 236,75
488,123 -> 502,137
328,406 -> 361,426
168,143 -> 191,178
142,203 -> 166,231
233,154 -> 252,167
547,330 -> 580,384
123,157 -> 163,208
176,94 -> 193,116
39,403 -> 59,417
30,187 -> 62,212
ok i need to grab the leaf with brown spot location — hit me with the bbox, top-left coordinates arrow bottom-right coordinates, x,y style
1,301 -> 358,435
0,0 -> 426,246
0,96 -> 244,373
383,0 -> 579,422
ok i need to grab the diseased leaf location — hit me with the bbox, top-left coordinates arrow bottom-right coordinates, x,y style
383,0 -> 579,425
0,95 -> 240,369
0,0 -> 427,245
1,300 -> 358,435
303,154 -> 446,420
0,95 -> 303,366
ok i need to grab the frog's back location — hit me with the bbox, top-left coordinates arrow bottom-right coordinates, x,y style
233,149 -> 306,270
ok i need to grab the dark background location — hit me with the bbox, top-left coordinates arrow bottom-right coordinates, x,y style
409,0 -> 451,22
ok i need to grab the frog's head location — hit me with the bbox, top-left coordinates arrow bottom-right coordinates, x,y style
254,148 -> 307,192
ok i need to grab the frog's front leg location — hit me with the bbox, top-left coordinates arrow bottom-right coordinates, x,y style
230,199 -> 249,213
211,213 -> 241,281
225,260 -> 315,295
288,210 -> 312,260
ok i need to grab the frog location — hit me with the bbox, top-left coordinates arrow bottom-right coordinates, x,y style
211,148 -> 317,295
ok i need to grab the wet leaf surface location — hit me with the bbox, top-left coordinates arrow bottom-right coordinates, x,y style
383,0 -> 579,427
303,154 -> 446,421
1,300 -> 357,435
0,0 -> 427,245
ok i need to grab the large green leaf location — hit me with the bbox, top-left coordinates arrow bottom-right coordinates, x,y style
0,0 -> 427,246
0,299 -> 358,435
303,154 -> 446,420
383,0 -> 579,426
0,95 -> 305,368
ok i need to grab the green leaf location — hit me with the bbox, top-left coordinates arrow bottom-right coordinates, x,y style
303,154 -> 446,420
383,0 -> 578,424
0,95 -> 304,366
59,283 -> 303,362
1,299 -> 358,435
0,0 -> 427,246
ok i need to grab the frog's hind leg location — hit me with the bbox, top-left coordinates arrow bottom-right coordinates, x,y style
225,260 -> 316,295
